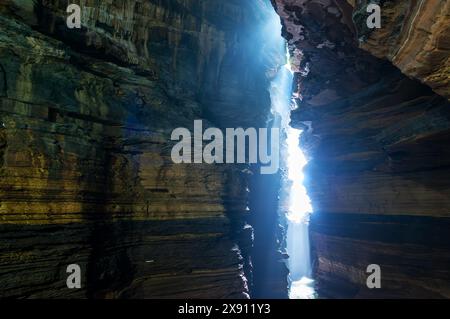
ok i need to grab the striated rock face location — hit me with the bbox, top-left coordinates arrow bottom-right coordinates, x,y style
273,0 -> 450,298
0,0 -> 286,298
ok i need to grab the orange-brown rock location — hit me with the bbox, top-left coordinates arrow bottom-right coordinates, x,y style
352,0 -> 450,99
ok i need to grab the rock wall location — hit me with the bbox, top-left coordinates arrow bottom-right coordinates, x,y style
353,0 -> 450,100
0,0 -> 284,298
273,0 -> 450,298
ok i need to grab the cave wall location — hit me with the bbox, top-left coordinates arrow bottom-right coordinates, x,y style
0,0 -> 284,298
273,0 -> 450,298
353,0 -> 450,100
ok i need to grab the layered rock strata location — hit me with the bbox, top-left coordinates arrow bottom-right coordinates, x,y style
273,0 -> 450,298
0,0 -> 285,298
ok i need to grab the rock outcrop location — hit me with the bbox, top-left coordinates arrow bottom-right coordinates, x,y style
273,0 -> 450,298
0,0 -> 286,298
353,0 -> 450,100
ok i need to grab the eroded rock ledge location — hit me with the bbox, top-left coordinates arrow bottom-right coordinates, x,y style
273,0 -> 450,298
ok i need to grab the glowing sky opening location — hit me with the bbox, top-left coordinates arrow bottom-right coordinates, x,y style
266,10 -> 315,299
285,127 -> 313,224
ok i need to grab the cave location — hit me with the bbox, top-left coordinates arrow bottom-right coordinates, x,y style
0,0 -> 449,300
